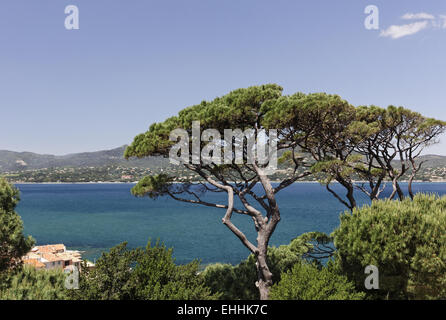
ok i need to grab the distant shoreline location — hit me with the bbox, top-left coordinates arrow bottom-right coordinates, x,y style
12,181 -> 136,185
11,180 -> 446,185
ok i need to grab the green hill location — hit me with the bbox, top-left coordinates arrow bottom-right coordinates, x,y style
0,146 -> 169,173
1,146 -> 446,183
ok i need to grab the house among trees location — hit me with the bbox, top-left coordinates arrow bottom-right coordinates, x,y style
22,244 -> 83,271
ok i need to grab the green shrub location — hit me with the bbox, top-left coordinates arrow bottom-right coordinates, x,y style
132,241 -> 217,300
202,244 -> 303,299
70,240 -> 218,300
270,261 -> 365,300
0,178 -> 34,275
0,266 -> 67,300
201,232 -> 328,300
332,194 -> 446,299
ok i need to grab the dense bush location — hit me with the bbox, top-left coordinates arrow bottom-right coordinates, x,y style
70,240 -> 218,300
201,232 -> 330,300
0,178 -> 34,275
131,241 -> 216,300
270,261 -> 365,300
0,179 -> 65,300
202,244 -> 308,299
0,266 -> 67,300
0,178 -> 35,293
333,194 -> 446,299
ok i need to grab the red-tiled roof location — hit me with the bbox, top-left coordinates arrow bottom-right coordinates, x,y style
23,259 -> 45,269
36,244 -> 66,253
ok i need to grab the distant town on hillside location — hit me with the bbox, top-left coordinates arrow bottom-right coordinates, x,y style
1,146 -> 446,183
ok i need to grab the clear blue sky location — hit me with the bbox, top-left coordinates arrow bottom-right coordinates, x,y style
1,0 -> 446,155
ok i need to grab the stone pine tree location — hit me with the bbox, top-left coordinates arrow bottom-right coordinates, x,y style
263,95 -> 446,210
0,178 -> 34,275
354,106 -> 446,201
263,92 -> 370,211
125,84 -> 312,300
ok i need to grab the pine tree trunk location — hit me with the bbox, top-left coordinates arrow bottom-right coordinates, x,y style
390,178 -> 404,200
408,174 -> 415,200
255,234 -> 273,300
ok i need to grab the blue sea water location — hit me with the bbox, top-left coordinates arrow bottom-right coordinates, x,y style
15,182 -> 446,265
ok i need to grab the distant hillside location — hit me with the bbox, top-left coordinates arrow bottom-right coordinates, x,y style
1,146 -> 446,183
416,154 -> 446,168
1,146 -> 446,172
0,146 -> 169,173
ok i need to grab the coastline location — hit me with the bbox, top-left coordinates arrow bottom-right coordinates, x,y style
11,180 -> 446,185
12,181 -> 137,185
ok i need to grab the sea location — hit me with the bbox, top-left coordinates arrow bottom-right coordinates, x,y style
15,182 -> 446,265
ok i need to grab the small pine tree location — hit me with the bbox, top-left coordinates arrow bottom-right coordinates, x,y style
0,178 -> 34,281
201,232 -> 328,300
270,261 -> 365,300
202,245 -> 301,300
333,194 -> 446,299
70,240 -> 218,300
0,266 -> 67,300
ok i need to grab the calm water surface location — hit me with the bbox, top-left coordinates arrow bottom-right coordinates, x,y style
15,182 -> 446,265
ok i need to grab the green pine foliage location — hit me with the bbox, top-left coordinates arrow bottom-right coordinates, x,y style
270,261 -> 365,300
0,178 -> 34,274
132,241 -> 217,300
70,240 -> 218,300
201,232 -> 327,300
333,194 -> 446,299
0,178 -> 34,291
202,245 -> 300,300
69,242 -> 138,300
0,266 -> 67,300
